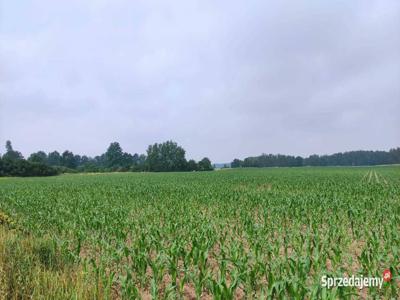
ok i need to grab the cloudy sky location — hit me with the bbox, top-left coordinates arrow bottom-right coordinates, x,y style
0,1 -> 399,162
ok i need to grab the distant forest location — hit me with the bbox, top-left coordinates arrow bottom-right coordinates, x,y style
0,140 -> 213,177
231,148 -> 400,168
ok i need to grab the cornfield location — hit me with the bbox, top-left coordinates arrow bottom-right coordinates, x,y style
0,166 -> 399,299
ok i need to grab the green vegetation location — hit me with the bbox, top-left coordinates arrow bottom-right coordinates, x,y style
0,140 -> 213,177
0,166 -> 399,299
0,141 -> 58,177
3,139 -> 399,177
231,148 -> 400,168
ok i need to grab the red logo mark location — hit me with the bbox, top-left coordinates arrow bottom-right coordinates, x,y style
383,269 -> 392,282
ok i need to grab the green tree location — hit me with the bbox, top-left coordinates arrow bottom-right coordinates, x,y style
61,151 -> 77,169
198,157 -> 213,171
146,141 -> 187,171
0,142 -> 58,177
28,151 -> 48,164
121,152 -> 134,170
295,156 -> 303,167
231,159 -> 243,168
47,151 -> 62,166
105,142 -> 124,169
187,159 -> 198,171
146,143 -> 161,171
2,140 -> 23,161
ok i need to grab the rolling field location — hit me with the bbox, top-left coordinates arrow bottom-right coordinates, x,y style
0,166 -> 399,299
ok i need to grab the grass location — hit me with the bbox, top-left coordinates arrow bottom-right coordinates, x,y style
0,166 -> 399,299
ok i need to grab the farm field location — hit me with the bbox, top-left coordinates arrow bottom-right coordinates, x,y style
0,166 -> 399,299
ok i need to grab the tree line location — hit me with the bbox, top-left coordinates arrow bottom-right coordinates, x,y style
0,140 -> 213,177
2,139 -> 399,177
231,148 -> 400,168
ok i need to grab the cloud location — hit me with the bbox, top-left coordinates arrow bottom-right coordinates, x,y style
1,0 -> 399,161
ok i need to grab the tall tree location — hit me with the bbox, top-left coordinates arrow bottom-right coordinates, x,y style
105,142 -> 124,168
146,141 -> 187,171
61,151 -> 77,169
2,140 -> 23,160
47,151 -> 62,166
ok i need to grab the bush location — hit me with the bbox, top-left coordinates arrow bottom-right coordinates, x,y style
0,158 -> 59,177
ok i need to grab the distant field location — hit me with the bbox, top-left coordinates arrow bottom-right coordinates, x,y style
0,167 -> 399,299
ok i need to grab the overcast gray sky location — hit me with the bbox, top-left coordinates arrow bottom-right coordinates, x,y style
0,1 -> 399,162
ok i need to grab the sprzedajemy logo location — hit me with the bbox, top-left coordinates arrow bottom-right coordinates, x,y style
321,270 -> 392,290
